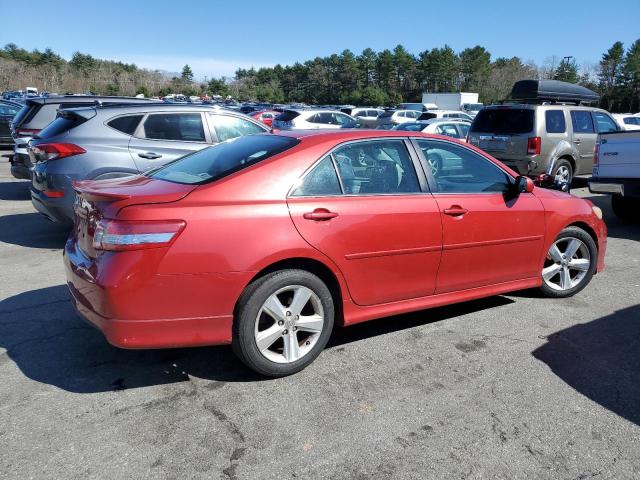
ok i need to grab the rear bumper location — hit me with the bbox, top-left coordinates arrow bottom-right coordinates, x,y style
31,188 -> 74,224
589,177 -> 640,198
9,153 -> 31,180
63,237 -> 248,349
497,158 -> 543,176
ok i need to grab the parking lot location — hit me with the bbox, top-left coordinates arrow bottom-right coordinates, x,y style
0,153 -> 639,478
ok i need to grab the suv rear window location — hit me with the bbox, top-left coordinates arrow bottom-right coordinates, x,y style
472,108 -> 534,134
37,113 -> 89,139
275,111 -> 300,122
107,115 -> 143,135
149,135 -> 299,185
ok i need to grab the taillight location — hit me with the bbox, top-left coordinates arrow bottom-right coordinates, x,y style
527,136 -> 541,155
593,142 -> 599,165
16,128 -> 41,136
31,143 -> 86,161
93,219 -> 186,251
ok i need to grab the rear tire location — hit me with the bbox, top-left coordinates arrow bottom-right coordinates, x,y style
552,159 -> 573,189
232,269 -> 334,377
539,226 -> 597,298
611,195 -> 639,223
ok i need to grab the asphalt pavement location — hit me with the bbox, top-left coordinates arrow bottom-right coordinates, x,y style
0,155 -> 639,479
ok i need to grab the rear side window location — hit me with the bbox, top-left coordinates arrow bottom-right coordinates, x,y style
209,114 -> 265,142
570,111 -> 595,134
593,112 -> 618,133
291,156 -> 342,196
150,135 -> 299,185
545,110 -> 566,133
143,113 -> 205,141
107,115 -> 143,135
472,108 -> 534,134
37,114 -> 89,139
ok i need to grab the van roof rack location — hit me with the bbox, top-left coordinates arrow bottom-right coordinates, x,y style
509,79 -> 599,105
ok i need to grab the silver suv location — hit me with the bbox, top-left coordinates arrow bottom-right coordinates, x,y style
29,104 -> 269,223
467,80 -> 620,185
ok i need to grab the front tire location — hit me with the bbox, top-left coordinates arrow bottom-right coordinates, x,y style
539,227 -> 597,298
232,269 -> 334,377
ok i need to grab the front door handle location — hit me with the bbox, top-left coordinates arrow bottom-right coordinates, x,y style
303,209 -> 339,221
138,152 -> 162,159
443,206 -> 468,216
573,139 -> 582,145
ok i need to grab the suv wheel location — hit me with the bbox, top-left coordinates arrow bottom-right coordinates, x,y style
552,159 -> 573,188
232,269 -> 335,377
539,227 -> 597,298
611,195 -> 639,223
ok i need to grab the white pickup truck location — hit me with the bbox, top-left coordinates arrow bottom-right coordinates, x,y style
589,130 -> 640,221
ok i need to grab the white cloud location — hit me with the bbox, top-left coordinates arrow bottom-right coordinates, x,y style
111,53 -> 275,79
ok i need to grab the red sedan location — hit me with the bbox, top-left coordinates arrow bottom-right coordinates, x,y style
250,110 -> 279,127
65,130 -> 607,376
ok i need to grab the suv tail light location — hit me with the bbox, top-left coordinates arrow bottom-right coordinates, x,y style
31,143 -> 86,161
593,142 -> 599,166
527,137 -> 541,155
93,219 -> 186,251
16,128 -> 41,136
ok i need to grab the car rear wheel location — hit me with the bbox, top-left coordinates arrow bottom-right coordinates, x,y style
232,269 -> 334,377
552,159 -> 573,188
539,227 -> 597,298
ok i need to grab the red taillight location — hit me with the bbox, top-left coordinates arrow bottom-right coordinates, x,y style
32,143 -> 86,161
527,136 -> 541,155
16,128 -> 41,136
93,219 -> 186,251
593,142 -> 599,165
43,190 -> 65,198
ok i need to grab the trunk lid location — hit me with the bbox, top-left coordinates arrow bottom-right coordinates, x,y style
72,175 -> 196,258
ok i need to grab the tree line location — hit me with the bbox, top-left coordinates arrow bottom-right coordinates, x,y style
0,41 -> 639,112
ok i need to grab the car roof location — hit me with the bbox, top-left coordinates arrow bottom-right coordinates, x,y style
25,95 -> 160,106
421,118 -> 472,125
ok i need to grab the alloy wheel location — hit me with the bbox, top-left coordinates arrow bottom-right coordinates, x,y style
554,165 -> 571,184
254,285 -> 324,363
542,237 -> 591,291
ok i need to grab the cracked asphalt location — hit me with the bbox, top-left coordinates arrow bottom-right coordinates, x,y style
0,155 -> 639,479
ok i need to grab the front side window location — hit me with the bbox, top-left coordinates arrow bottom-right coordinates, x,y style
592,112 -> 618,133
416,139 -> 512,194
290,155 -> 341,196
209,114 -> 265,142
570,111 -> 595,134
545,110 -> 566,134
143,113 -> 205,141
332,139 -> 421,195
150,135 -> 298,185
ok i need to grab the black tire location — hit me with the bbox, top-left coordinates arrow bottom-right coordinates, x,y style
611,195 -> 639,223
232,269 -> 334,377
552,159 -> 573,190
539,226 -> 597,298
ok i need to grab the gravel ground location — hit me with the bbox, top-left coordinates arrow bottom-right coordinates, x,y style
0,155 -> 638,479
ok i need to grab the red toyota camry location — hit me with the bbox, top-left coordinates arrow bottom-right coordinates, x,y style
65,130 -> 607,376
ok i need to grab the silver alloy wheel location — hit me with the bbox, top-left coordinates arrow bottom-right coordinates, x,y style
254,285 -> 324,364
554,165 -> 571,183
542,237 -> 591,291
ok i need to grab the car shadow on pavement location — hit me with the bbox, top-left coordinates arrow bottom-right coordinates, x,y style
533,304 -> 640,426
0,181 -> 31,201
0,213 -> 70,249
0,285 -> 514,393
582,194 -> 640,241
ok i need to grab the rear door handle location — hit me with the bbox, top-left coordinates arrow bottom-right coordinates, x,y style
443,206 -> 468,216
573,139 -> 581,145
303,209 -> 339,221
138,152 -> 162,159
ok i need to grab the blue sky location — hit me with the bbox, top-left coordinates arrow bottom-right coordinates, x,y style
1,0 -> 638,79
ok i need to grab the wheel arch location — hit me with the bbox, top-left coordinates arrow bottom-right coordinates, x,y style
566,221 -> 599,251
239,257 -> 346,326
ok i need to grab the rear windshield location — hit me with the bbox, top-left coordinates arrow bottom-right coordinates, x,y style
275,111 -> 300,122
149,135 -> 300,185
37,114 -> 89,139
11,102 -> 39,128
472,108 -> 534,134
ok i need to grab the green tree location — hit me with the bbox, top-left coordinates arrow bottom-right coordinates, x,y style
553,58 -> 579,83
181,64 -> 194,82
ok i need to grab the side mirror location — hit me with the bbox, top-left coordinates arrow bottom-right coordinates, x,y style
515,175 -> 534,194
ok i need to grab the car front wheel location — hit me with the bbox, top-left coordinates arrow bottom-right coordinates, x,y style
539,226 -> 597,298
232,269 -> 334,377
